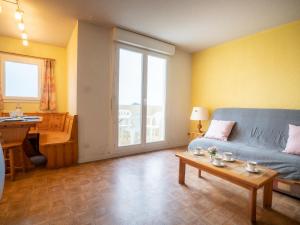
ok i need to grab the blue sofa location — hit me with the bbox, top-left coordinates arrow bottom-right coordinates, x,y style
188,108 -> 300,197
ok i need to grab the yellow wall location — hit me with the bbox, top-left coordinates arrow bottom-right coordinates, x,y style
0,36 -> 67,112
192,20 -> 300,129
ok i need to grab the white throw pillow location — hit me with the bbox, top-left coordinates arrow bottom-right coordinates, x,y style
204,120 -> 235,141
283,124 -> 300,155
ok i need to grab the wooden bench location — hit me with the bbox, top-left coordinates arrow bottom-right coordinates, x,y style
23,113 -> 77,169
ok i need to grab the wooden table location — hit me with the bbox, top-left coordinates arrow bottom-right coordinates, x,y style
0,117 -> 42,171
176,151 -> 278,222
0,118 -> 42,143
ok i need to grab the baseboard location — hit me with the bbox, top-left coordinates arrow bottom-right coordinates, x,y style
78,145 -> 187,164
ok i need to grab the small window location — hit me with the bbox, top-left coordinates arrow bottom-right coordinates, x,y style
1,55 -> 42,101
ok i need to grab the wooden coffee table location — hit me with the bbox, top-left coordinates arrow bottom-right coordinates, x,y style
176,151 -> 278,222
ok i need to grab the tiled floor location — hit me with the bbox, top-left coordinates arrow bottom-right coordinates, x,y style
0,149 -> 300,225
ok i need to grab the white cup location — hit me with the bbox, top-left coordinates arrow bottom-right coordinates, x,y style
213,156 -> 222,165
247,161 -> 257,171
194,149 -> 200,155
223,152 -> 233,161
194,147 -> 203,155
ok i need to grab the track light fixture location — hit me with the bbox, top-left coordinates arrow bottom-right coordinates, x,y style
1,0 -> 29,46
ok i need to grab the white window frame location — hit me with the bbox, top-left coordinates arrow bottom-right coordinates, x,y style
113,43 -> 169,152
0,54 -> 43,102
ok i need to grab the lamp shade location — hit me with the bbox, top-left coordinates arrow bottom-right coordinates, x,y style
190,107 -> 209,121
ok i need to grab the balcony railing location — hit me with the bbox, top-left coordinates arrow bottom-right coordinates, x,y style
118,104 -> 165,146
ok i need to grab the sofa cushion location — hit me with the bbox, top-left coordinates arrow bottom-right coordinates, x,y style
284,124 -> 300,155
204,120 -> 235,141
189,137 -> 300,180
30,155 -> 47,166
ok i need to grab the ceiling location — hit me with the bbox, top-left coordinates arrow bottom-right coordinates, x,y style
0,0 -> 300,52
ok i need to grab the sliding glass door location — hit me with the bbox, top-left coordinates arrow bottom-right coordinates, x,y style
146,55 -> 166,143
118,48 -> 143,147
116,45 -> 167,148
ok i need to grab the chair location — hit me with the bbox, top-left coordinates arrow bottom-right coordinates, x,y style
2,142 -> 25,181
0,125 -> 31,180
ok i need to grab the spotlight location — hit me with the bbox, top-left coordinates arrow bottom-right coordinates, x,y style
18,21 -> 25,31
22,39 -> 29,46
21,32 -> 28,39
15,9 -> 24,21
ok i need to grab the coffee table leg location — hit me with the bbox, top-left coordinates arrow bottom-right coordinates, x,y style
263,181 -> 273,208
179,158 -> 186,184
249,188 -> 257,222
198,169 -> 202,178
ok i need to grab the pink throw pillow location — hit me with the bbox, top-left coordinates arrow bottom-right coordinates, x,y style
204,120 -> 235,141
283,124 -> 300,155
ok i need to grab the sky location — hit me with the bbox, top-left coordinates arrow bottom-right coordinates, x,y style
119,48 -> 166,106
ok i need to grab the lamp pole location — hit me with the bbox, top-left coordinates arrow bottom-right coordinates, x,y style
198,120 -> 203,133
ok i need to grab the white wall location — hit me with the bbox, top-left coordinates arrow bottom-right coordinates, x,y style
76,20 -> 191,163
166,49 -> 192,147
67,22 -> 78,115
77,21 -> 113,163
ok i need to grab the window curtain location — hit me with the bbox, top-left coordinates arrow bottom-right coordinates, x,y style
40,59 -> 56,111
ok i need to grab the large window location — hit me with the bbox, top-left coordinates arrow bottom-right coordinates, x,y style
116,45 -> 167,147
1,55 -> 42,101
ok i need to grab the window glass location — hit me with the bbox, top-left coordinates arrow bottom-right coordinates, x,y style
4,61 -> 39,98
118,49 -> 143,146
146,55 -> 166,143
